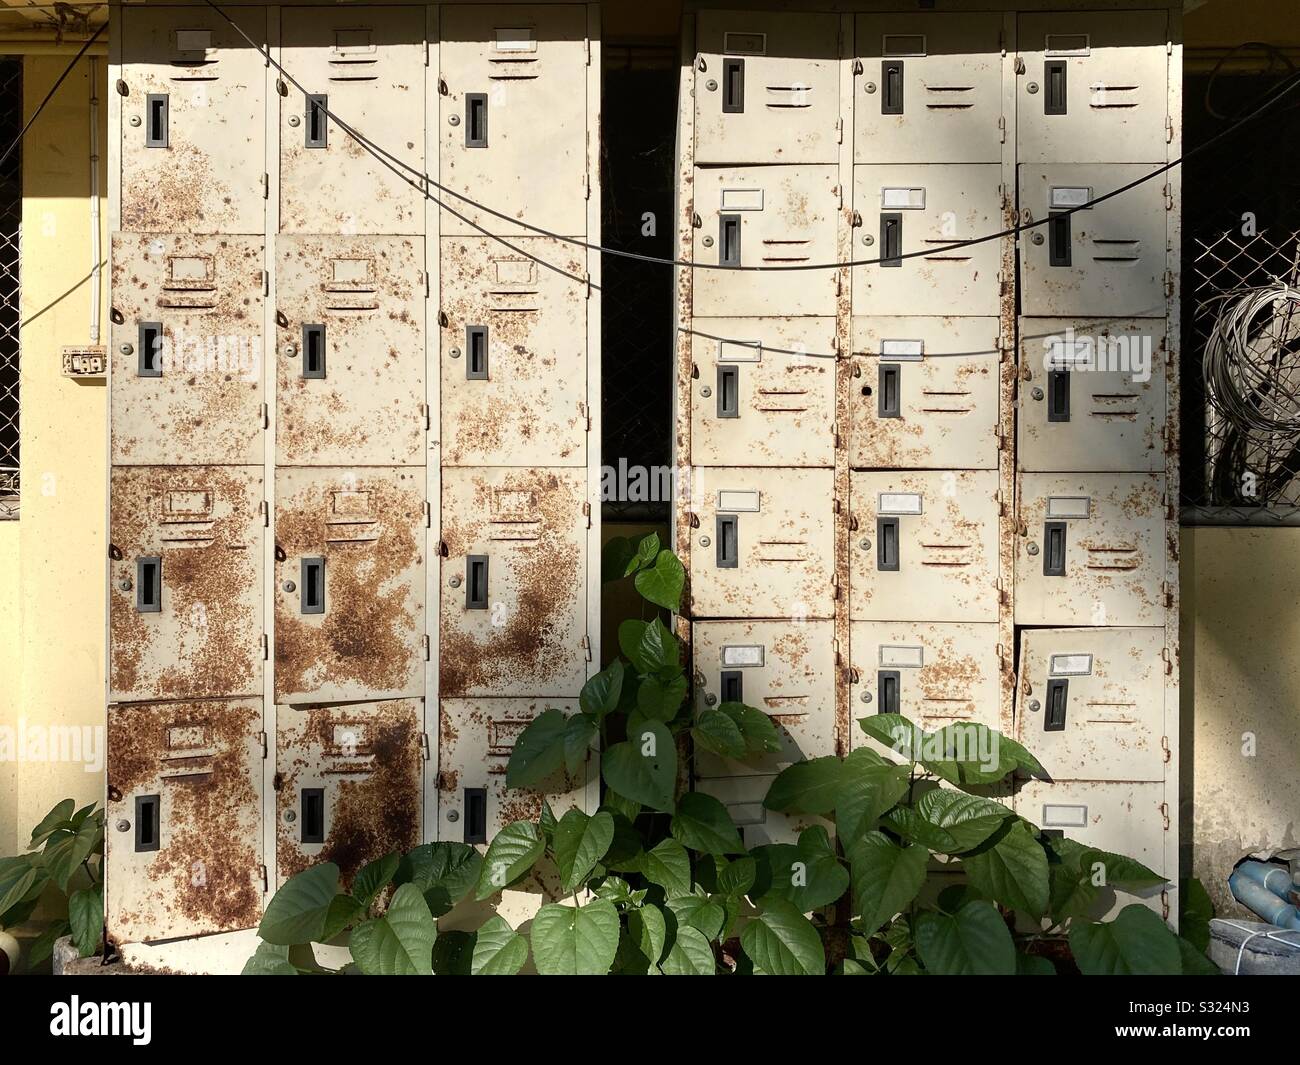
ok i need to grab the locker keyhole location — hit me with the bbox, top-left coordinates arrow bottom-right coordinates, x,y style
880,213 -> 903,267
882,60 -> 904,115
136,556 -> 162,613
716,514 -> 739,569
466,555 -> 489,609
1047,368 -> 1070,422
301,557 -> 325,614
719,214 -> 742,267
1044,678 -> 1069,731
134,794 -> 160,852
466,94 -> 488,147
1043,521 -> 1067,577
1048,212 -> 1072,267
720,670 -> 743,703
717,365 -> 740,418
876,516 -> 900,571
301,788 -> 325,843
877,670 -> 901,714
464,787 -> 488,844
145,94 -> 168,147
1044,60 -> 1068,115
138,322 -> 163,377
878,364 -> 901,419
305,94 -> 328,148
466,325 -> 489,380
302,324 -> 326,380
722,58 -> 745,113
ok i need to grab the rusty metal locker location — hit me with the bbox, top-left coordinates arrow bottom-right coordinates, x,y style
849,469 -> 999,623
279,7 -> 425,235
852,164 -> 1003,317
439,467 -> 588,697
274,467 -> 425,703
688,467 -> 835,620
696,773 -> 821,848
439,5 -> 589,236
1018,318 -> 1166,472
1013,626 -> 1166,782
854,12 -> 1005,164
110,234 -> 264,467
106,698 -> 264,944
119,9 -> 266,233
275,700 -> 423,887
849,316 -> 1001,470
693,9 -> 841,166
1016,10 -> 1170,164
1014,472 -> 1164,626
1018,164 -> 1168,318
437,699 -> 590,844
689,317 -> 837,468
109,465 -> 263,703
692,165 -> 840,319
440,237 -> 588,467
275,236 -> 425,467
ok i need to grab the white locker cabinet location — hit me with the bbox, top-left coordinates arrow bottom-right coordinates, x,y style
1018,317 -> 1166,473
1018,164 -> 1169,318
852,164 -> 1003,318
696,773 -> 823,848
849,470 -> 999,623
1014,627 -> 1166,783
691,165 -> 840,319
854,12 -> 1005,165
1015,472 -> 1165,627
690,317 -> 837,468
849,316 -> 1000,470
688,467 -> 835,620
694,10 -> 842,166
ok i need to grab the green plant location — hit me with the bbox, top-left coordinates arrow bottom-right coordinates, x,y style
247,537 -> 1213,976
0,799 -> 105,969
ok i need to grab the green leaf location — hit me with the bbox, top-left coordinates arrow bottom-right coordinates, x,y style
914,900 -> 1016,975
619,616 -> 680,678
68,886 -> 103,957
44,822 -> 99,894
637,674 -> 688,722
242,941 -> 299,976
858,713 -> 924,760
431,931 -> 476,975
1180,877 -> 1215,953
1177,935 -> 1220,976
258,863 -> 340,945
580,660 -> 624,720
1016,952 -> 1057,976
471,915 -> 529,975
741,898 -> 826,975
475,821 -> 546,901
349,883 -> 437,976
752,827 -> 850,913
692,708 -> 748,760
504,708 -> 571,789
602,536 -> 637,582
848,831 -> 928,934
628,532 -> 661,576
835,758 -> 912,843
351,852 -> 400,911
563,714 -> 598,777
28,799 -> 76,850
1069,904 -> 1182,975
639,838 -> 692,898
1042,833 -> 1100,922
764,756 -> 845,815
321,893 -> 365,940
554,810 -> 616,893
627,904 -> 668,967
671,792 -> 746,856
602,720 -> 676,812
961,819 -> 1050,918
660,924 -> 716,974
719,702 -> 783,755
530,901 -> 621,976
716,856 -> 757,898
634,549 -> 685,611
1080,848 -> 1168,891
23,920 -> 70,972
888,788 -> 1012,854
666,894 -> 726,940
394,843 -> 482,910
0,864 -> 43,923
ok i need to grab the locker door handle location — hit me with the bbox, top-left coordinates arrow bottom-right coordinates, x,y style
716,514 -> 739,568
722,57 -> 745,113
717,365 -> 740,418
464,787 -> 488,844
136,556 -> 162,613
305,94 -> 328,148
1044,60 -> 1067,115
1044,678 -> 1069,731
1047,368 -> 1070,422
877,670 -> 901,713
145,94 -> 169,147
876,516 -> 900,571
134,794 -> 161,852
720,669 -> 743,703
881,60 -> 904,115
302,324 -> 326,380
466,555 -> 489,609
1043,521 -> 1067,576
1049,212 -> 1072,267
880,213 -> 903,267
878,364 -> 901,418
719,214 -> 742,267
138,322 -> 163,377
466,325 -> 489,380
301,557 -> 325,614
301,788 -> 325,843
465,93 -> 488,147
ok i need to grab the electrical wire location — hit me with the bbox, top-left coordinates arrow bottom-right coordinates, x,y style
1203,280 -> 1300,435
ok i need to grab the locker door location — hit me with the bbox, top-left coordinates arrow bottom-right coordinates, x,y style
693,10 -> 841,165
855,13 -> 1005,164
106,699 -> 263,944
849,470 -> 999,623
274,467 -> 425,703
120,10 -> 266,233
440,467 -> 587,697
692,165 -> 840,319
440,5 -> 589,236
109,465 -> 263,703
1014,627 -> 1165,782
1018,164 -> 1168,317
690,318 -> 837,468
1018,318 -> 1166,472
852,164 -> 1003,317
275,236 -> 425,467
849,316 -> 1000,470
1016,11 -> 1169,164
437,699 -> 590,844
441,237 -> 587,467
279,7 -> 425,234
1015,473 -> 1164,627
276,700 -> 423,888
689,467 -> 835,620
110,235 -> 264,467
696,774 -> 821,848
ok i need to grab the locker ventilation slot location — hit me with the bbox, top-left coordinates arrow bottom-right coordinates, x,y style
301,788 -> 325,844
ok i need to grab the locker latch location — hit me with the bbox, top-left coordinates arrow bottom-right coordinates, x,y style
876,516 -> 899,571
145,94 -> 169,147
135,556 -> 162,613
722,58 -> 745,113
302,324 -> 326,380
464,788 -> 488,844
1044,678 -> 1068,731
717,365 -> 740,419
880,213 -> 903,267
1047,367 -> 1070,422
881,60 -> 903,115
1043,521 -> 1067,577
305,94 -> 328,148
716,514 -> 739,569
300,557 -> 325,614
878,364 -> 901,419
877,670 -> 901,714
466,325 -> 489,380
301,789 -> 325,843
466,555 -> 489,610
1044,60 -> 1067,115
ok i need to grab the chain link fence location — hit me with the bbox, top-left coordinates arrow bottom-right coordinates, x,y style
0,57 -> 20,519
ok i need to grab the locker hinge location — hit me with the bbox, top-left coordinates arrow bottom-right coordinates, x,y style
847,513 -> 859,532
1167,39 -> 1173,56
1162,646 -> 1173,675
580,634 -> 592,662
998,115 -> 1006,144
832,497 -> 842,514
831,572 -> 840,599
832,423 -> 841,448
260,865 -> 268,893
583,403 -> 592,432
261,269 -> 269,297
258,731 -> 267,759
586,36 -> 591,66
261,402 -> 269,429
996,431 -> 1007,451
1166,113 -> 1175,144
582,501 -> 592,528
424,39 -> 430,67
1161,889 -> 1171,921
262,172 -> 269,200
996,577 -> 1008,605
424,501 -> 432,528
1164,184 -> 1174,211
260,499 -> 269,527
835,117 -> 843,145
850,209 -> 862,228
422,403 -> 431,431
1160,802 -> 1171,831
423,634 -> 430,661
1162,735 -> 1172,764
1014,56 -> 1025,75
262,633 -> 269,660
852,58 -> 863,76
1163,269 -> 1175,297
835,183 -> 843,209
996,643 -> 1006,672
585,172 -> 591,200
420,732 -> 430,760
1163,582 -> 1174,608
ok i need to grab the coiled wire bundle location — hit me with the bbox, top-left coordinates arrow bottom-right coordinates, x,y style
1203,280 -> 1300,435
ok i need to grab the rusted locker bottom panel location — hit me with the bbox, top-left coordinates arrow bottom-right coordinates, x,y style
695,774 -> 829,849
275,700 -> 424,889
106,698 -> 264,944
